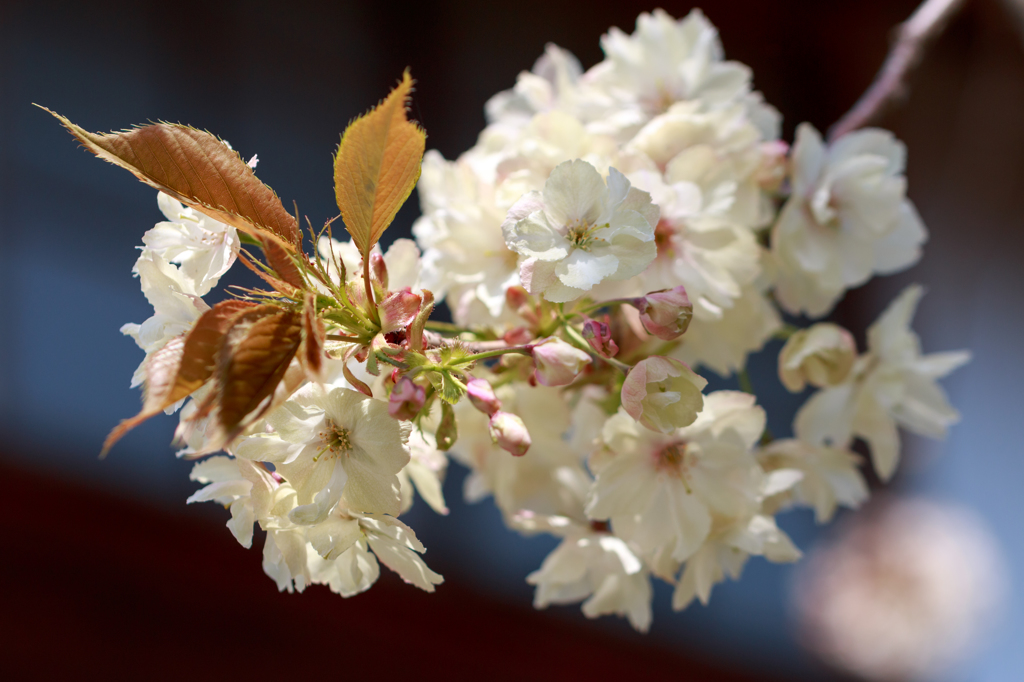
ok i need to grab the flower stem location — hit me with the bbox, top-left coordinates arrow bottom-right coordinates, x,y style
737,368 -> 755,395
454,345 -> 534,365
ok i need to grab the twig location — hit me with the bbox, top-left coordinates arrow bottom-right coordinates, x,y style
828,0 -> 968,141
998,0 -> 1024,42
422,330 -> 512,352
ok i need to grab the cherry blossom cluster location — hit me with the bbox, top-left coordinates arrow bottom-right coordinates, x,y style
110,9 -> 968,631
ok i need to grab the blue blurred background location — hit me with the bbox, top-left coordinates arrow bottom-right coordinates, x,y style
1,0 -> 1022,679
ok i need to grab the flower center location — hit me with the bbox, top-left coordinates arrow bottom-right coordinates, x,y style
566,219 -> 606,251
655,441 -> 694,482
654,219 -> 677,259
315,420 -> 354,461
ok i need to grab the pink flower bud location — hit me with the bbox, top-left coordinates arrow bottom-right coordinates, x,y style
388,377 -> 425,421
632,286 -> 693,341
503,326 -> 533,346
488,411 -> 531,457
621,356 -> 707,433
531,337 -> 592,387
370,252 -> 389,290
505,285 -> 530,310
581,317 -> 619,358
778,323 -> 857,392
466,378 -> 501,416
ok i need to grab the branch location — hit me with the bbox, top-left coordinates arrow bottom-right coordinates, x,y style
828,0 -> 968,141
422,330 -> 512,353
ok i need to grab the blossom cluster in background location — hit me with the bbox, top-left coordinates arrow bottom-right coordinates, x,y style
105,9 -> 968,633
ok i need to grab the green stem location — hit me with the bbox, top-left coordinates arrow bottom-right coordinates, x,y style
561,317 -> 631,375
575,298 -> 631,316
773,324 -> 799,341
453,345 -> 533,365
737,368 -> 755,395
374,350 -> 408,370
424,320 -> 470,334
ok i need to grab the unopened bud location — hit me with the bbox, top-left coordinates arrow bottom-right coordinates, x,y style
370,252 -> 389,291
388,377 -> 425,421
778,323 -> 856,392
531,337 -> 592,387
632,286 -> 693,341
488,411 -> 531,457
621,356 -> 707,433
436,402 -> 458,451
581,317 -> 619,358
505,285 -> 530,310
503,326 -> 533,346
466,378 -> 501,416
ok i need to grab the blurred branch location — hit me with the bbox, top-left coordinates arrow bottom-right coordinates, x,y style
829,0 -> 968,141
998,0 -> 1024,41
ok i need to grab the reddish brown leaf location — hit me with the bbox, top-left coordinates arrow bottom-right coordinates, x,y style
262,237 -> 306,289
212,308 -> 303,444
101,300 -> 259,456
301,292 -> 326,382
237,250 -> 301,297
42,108 -> 299,249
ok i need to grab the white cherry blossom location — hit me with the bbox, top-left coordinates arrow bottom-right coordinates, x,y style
143,192 -> 239,296
503,159 -> 659,302
795,285 -> 970,480
516,512 -> 653,632
587,392 -> 767,563
772,124 -> 928,316
233,384 -> 411,522
579,9 -> 753,138
120,249 -> 208,390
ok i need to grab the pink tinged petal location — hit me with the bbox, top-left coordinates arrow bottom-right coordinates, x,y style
621,356 -> 706,433
532,337 -> 592,386
389,377 -> 426,421
379,288 -> 422,334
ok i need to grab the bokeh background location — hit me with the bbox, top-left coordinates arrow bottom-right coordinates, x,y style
1,0 -> 1022,679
